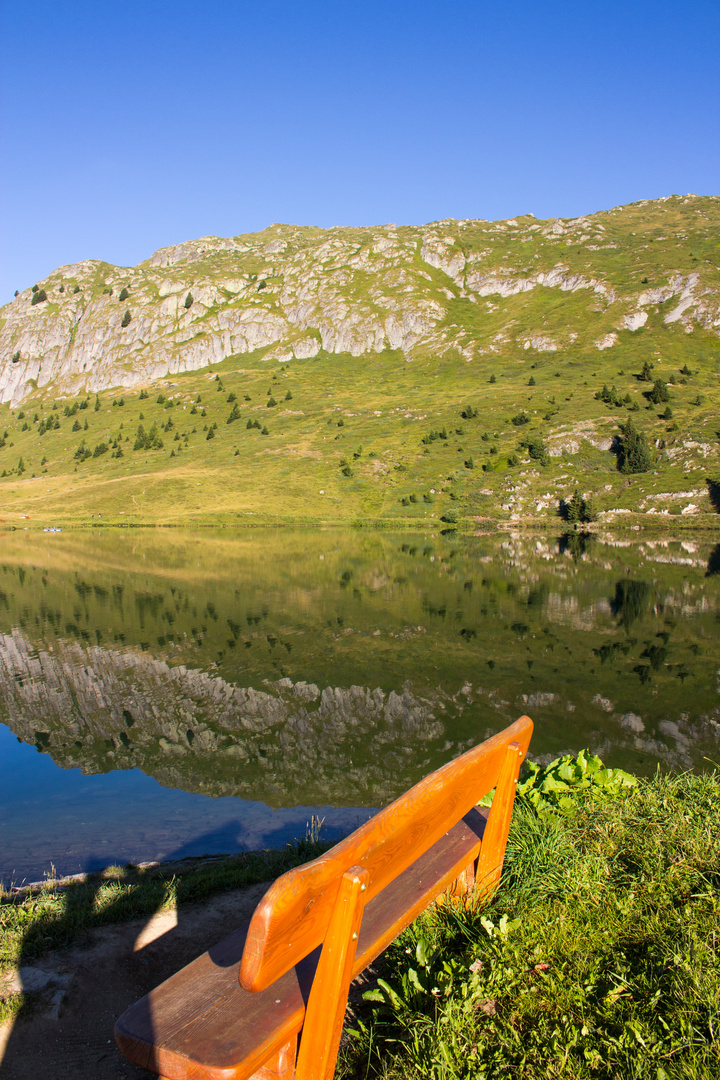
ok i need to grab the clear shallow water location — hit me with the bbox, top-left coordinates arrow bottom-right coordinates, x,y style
0,725 -> 373,886
1,527 -> 718,885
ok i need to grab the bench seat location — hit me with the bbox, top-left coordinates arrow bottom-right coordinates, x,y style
115,806 -> 489,1080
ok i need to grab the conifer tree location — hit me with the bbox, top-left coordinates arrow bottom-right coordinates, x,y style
618,417 -> 652,473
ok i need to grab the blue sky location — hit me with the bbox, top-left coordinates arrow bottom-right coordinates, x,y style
1,0 -> 718,302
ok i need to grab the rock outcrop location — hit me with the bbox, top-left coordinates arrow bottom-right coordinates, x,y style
2,196 -> 718,406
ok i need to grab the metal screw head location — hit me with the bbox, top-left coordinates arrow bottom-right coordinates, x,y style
360,883 -> 367,892
351,931 -> 358,940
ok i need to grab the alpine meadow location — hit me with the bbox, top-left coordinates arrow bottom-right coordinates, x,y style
0,194 -> 719,530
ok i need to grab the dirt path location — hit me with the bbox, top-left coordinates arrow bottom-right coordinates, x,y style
0,881 -> 269,1080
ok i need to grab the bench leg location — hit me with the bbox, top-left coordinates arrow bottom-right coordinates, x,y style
295,866 -> 369,1080
249,1037 -> 298,1079
442,859 -> 476,905
474,740 -> 525,899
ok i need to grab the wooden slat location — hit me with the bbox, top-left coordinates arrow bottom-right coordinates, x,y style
240,716 -> 532,992
114,807 -> 490,1080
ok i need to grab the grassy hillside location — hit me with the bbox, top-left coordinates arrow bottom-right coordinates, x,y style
0,196 -> 718,527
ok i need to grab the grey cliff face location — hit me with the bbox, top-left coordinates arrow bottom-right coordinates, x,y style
1,198 -> 717,406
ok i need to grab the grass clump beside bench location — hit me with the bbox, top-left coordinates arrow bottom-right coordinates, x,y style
338,761 -> 720,1080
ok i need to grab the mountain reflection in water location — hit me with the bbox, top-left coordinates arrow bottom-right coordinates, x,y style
0,528 -> 718,883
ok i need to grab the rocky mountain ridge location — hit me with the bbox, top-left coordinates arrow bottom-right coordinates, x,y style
2,195 -> 718,406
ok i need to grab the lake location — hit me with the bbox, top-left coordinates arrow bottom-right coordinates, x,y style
1,527 -> 718,886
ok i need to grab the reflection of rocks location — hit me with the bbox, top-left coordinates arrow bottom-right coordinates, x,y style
513,688 -> 719,772
620,712 -> 645,734
605,711 -> 719,771
0,631 -> 446,807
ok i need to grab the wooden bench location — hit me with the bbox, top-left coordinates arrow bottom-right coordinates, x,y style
115,715 -> 533,1080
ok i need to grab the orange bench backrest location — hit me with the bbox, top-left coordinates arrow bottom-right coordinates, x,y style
240,716 -> 533,992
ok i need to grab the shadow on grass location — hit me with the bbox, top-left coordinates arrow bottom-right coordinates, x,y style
0,825 -> 333,1078
706,477 -> 720,513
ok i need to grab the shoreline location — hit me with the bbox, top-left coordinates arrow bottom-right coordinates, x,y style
3,514 -> 719,534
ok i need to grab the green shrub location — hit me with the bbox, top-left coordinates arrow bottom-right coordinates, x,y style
511,410 -> 530,427
647,378 -> 669,404
31,289 -> 47,305
118,287 -> 129,302
184,292 -> 193,309
133,423 -> 163,451
564,489 -> 597,524
595,383 -> 623,407
520,434 -> 550,466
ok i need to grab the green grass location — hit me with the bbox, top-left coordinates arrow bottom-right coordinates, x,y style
0,342 -> 717,530
339,769 -> 720,1079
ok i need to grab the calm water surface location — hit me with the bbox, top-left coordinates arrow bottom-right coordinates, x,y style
1,527 -> 718,884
